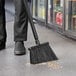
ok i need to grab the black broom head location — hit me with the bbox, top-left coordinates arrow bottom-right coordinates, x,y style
28,42 -> 58,64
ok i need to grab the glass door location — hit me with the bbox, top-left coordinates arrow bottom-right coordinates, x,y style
72,0 -> 76,30
65,0 -> 76,31
37,0 -> 46,20
53,0 -> 64,28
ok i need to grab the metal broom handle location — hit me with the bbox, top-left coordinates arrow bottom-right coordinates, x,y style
24,0 -> 40,45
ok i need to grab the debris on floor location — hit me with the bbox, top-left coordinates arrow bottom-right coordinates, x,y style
47,61 -> 63,70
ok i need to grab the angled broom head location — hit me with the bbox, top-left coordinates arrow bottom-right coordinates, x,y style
28,42 -> 58,64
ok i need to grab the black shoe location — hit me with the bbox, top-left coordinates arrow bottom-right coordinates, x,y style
0,41 -> 6,50
14,41 -> 26,55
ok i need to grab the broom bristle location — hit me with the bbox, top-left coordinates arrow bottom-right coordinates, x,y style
28,42 -> 58,64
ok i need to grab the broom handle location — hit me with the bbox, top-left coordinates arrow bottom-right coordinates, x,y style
24,0 -> 40,45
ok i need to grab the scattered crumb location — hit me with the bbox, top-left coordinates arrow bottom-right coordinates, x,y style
47,61 -> 63,70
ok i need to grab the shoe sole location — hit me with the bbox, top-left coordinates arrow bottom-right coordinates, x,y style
14,51 -> 26,55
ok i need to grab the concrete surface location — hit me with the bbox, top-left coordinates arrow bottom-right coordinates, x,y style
0,19 -> 76,76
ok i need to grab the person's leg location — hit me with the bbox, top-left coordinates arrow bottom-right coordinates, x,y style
13,0 -> 28,55
0,0 -> 7,50
14,0 -> 28,41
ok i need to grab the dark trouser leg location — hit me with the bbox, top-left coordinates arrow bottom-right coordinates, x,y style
0,0 -> 7,42
14,0 -> 28,41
